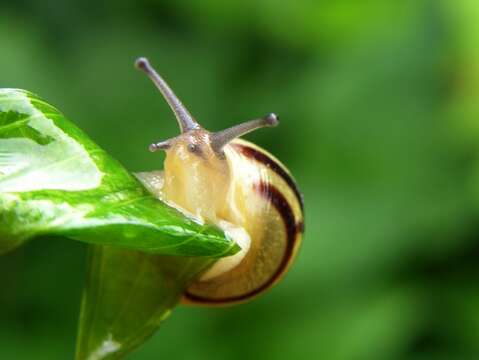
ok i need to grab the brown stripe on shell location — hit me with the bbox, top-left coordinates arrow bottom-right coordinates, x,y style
184,181 -> 301,305
297,221 -> 305,233
232,143 -> 304,211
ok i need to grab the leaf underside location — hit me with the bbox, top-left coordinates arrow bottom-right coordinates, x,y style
76,245 -> 215,360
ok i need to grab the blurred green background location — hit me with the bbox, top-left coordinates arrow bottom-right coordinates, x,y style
2,0 -> 479,359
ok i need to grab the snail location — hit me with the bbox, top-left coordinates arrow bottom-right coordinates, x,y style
134,57 -> 304,306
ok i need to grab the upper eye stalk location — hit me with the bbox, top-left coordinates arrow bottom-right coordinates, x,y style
135,57 -> 279,155
136,57 -> 200,133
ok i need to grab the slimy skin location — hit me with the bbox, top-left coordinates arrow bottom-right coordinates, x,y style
134,57 -> 304,306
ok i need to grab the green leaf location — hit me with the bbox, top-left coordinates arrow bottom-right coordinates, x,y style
0,88 -> 232,359
0,89 -> 238,257
76,245 -> 213,360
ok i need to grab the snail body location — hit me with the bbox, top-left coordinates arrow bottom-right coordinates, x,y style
135,58 -> 304,305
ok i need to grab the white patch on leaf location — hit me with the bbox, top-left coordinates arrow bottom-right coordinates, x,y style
0,90 -> 103,192
87,334 -> 121,360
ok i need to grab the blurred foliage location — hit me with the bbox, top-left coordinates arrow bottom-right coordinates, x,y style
1,0 -> 479,359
